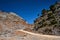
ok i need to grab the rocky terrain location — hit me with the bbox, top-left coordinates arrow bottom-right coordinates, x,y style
0,29 -> 60,40
0,11 -> 33,37
0,2 -> 60,40
33,2 -> 60,36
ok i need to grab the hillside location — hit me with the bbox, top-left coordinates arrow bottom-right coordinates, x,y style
0,2 -> 60,40
0,11 -> 33,37
33,2 -> 60,36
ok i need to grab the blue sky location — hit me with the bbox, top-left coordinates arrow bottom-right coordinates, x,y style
0,0 -> 59,24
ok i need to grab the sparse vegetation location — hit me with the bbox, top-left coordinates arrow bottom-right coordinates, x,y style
50,5 -> 56,12
50,20 -> 57,25
33,2 -> 60,35
44,28 -> 52,35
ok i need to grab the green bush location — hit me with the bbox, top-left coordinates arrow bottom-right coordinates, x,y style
43,23 -> 47,26
42,19 -> 45,22
50,20 -> 57,25
47,13 -> 55,20
50,5 -> 56,12
44,28 -> 52,35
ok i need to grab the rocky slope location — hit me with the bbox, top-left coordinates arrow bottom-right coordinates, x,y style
0,2 -> 60,40
33,2 -> 60,36
0,11 -> 33,37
